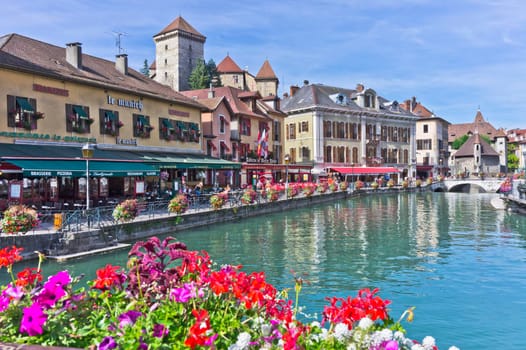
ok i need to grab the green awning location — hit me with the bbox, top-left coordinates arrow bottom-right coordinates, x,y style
5,159 -> 159,177
162,119 -> 174,130
144,155 -> 241,170
189,123 -> 199,131
137,115 -> 150,126
105,110 -> 116,120
16,97 -> 34,112
176,121 -> 187,130
73,105 -> 88,119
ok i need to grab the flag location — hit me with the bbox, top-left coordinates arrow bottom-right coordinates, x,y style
257,128 -> 266,158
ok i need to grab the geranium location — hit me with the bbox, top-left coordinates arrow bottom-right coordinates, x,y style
387,179 -> 395,188
355,179 -> 364,190
317,182 -> 328,193
0,238 -> 457,349
241,188 -> 257,204
266,186 -> 280,202
112,199 -> 139,222
168,194 -> 189,214
303,183 -> 316,197
209,193 -> 225,209
339,181 -> 349,191
1,205 -> 40,234
287,184 -> 299,198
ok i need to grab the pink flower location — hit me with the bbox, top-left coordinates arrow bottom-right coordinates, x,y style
35,284 -> 66,309
118,310 -> 142,328
44,270 -> 72,289
20,303 -> 47,336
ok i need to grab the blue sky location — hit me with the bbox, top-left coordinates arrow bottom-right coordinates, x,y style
2,0 -> 525,130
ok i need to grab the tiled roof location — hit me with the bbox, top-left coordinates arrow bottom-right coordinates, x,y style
448,110 -> 498,143
154,16 -> 205,40
255,60 -> 277,80
180,86 -> 268,120
0,33 -> 204,109
217,55 -> 244,73
454,133 -> 500,157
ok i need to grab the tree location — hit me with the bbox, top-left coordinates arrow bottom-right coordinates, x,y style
507,144 -> 519,171
188,59 -> 209,89
140,59 -> 149,77
188,59 -> 222,90
451,135 -> 469,150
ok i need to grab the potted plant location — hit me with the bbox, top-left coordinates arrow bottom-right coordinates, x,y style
112,199 -> 139,223
266,186 -> 279,202
316,182 -> 328,193
168,194 -> 189,214
302,183 -> 316,197
387,179 -> 394,188
339,181 -> 349,191
209,193 -> 225,209
1,204 -> 40,234
287,184 -> 299,198
371,181 -> 379,190
402,180 -> 409,188
241,188 -> 257,204
355,180 -> 364,190
415,179 -> 422,187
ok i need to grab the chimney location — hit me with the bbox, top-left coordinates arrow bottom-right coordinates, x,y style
356,84 -> 364,92
283,92 -> 289,98
290,85 -> 299,97
411,96 -> 417,112
208,83 -> 215,98
116,54 -> 128,75
303,80 -> 309,86
66,42 -> 82,69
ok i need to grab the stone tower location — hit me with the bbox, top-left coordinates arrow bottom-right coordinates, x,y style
153,16 -> 206,91
255,59 -> 279,97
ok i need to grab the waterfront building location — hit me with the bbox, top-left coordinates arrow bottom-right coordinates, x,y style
452,132 -> 501,177
0,33 -> 240,209
280,82 -> 419,182
505,128 -> 526,173
401,97 -> 451,179
448,110 -> 508,175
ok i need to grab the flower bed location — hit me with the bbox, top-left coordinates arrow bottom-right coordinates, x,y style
1,205 -> 40,234
0,237 -> 457,349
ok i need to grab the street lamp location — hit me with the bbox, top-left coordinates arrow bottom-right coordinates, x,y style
284,154 -> 290,198
82,143 -> 95,210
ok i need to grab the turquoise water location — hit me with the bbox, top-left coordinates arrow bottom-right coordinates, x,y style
3,192 -> 526,349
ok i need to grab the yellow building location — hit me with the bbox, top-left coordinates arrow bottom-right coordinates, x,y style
0,34 -> 239,208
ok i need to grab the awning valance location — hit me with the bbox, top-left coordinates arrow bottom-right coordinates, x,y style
5,159 -> 159,177
16,97 -> 34,112
105,110 -> 116,120
137,115 -> 150,126
330,167 -> 400,175
162,119 -> 174,130
73,105 -> 88,119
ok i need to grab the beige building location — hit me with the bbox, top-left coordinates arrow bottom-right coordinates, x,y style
281,83 -> 418,181
0,33 -> 239,207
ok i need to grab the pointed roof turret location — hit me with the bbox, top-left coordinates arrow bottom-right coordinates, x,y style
154,16 -> 206,41
217,54 -> 244,73
474,109 -> 485,123
256,59 -> 278,80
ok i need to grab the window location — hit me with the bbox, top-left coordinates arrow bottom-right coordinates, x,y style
416,139 -> 432,150
66,104 -> 92,134
273,121 -> 280,141
423,124 -> 429,133
160,118 -> 174,140
7,95 -> 41,130
299,121 -> 309,133
288,123 -> 296,140
324,121 -> 332,138
364,94 -> 375,108
100,109 -> 121,136
219,115 -> 226,134
325,146 -> 332,163
233,75 -> 239,84
240,118 -> 251,136
133,114 -> 152,138
301,147 -> 310,160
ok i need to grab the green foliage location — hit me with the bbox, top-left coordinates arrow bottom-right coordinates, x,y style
451,134 -> 469,150
188,59 -> 222,90
508,153 -> 519,171
140,59 -> 149,77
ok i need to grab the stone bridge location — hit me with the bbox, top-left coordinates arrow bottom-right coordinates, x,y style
438,178 -> 505,193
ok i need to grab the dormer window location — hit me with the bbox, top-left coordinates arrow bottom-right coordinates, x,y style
364,94 -> 375,108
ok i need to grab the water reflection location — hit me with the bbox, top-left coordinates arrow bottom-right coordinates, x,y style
2,192 -> 526,350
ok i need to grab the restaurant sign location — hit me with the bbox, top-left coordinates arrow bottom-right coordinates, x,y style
0,131 -> 96,143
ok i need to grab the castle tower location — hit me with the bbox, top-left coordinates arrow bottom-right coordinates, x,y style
153,16 -> 206,91
255,59 -> 279,97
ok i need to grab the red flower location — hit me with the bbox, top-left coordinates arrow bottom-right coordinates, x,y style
16,267 -> 42,287
184,309 -> 217,349
93,264 -> 125,290
0,246 -> 24,269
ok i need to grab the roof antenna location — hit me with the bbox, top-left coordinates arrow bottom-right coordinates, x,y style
112,31 -> 128,55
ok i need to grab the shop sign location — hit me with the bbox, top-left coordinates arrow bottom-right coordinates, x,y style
0,131 -> 96,143
168,109 -> 189,117
116,137 -> 137,146
33,83 -> 69,97
107,95 -> 143,111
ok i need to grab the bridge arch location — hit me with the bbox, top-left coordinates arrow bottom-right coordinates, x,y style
448,183 -> 487,193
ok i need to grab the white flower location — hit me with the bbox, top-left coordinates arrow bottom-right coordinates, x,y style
358,317 -> 374,329
411,345 -> 425,350
422,336 -> 436,348
228,332 -> 251,350
333,323 -> 351,341
260,323 -> 272,337
310,321 -> 322,329
448,347 -> 460,350
394,331 -> 406,341
347,344 -> 357,350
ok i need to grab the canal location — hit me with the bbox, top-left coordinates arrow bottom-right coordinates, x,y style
2,191 -> 526,350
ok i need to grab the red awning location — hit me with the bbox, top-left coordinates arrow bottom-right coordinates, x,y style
207,140 -> 217,151
330,167 -> 400,175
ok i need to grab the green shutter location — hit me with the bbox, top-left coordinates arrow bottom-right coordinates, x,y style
16,97 -> 34,112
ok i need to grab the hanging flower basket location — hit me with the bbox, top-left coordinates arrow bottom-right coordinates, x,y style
112,199 -> 139,223
287,185 -> 299,198
339,181 -> 349,191
266,187 -> 279,202
415,179 -> 422,188
241,188 -> 257,204
402,180 -> 409,188
317,182 -> 328,193
387,179 -> 394,188
303,183 -> 316,197
371,181 -> 379,190
1,205 -> 40,234
355,180 -> 364,190
34,112 -> 45,120
210,193 -> 225,209
168,194 -> 189,214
